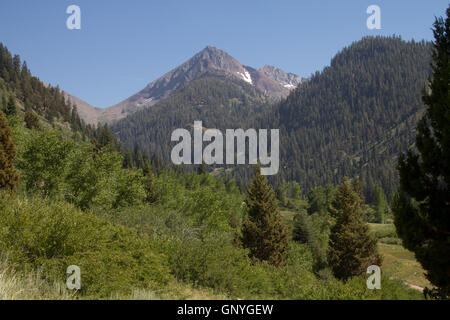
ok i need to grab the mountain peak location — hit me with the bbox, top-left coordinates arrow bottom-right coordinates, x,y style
192,46 -> 242,74
101,47 -> 297,123
259,65 -> 302,89
203,45 -> 221,52
197,46 -> 230,58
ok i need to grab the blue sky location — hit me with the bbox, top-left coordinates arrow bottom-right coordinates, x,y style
0,0 -> 448,108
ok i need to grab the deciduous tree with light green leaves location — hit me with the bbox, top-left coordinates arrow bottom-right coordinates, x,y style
18,130 -> 146,210
18,130 -> 73,197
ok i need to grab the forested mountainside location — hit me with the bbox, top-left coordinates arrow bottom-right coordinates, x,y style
0,43 -> 123,154
112,69 -> 273,167
0,43 -> 72,122
112,36 -> 433,202
271,36 -> 432,201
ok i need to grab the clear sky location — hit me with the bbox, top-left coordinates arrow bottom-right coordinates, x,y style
0,0 -> 448,108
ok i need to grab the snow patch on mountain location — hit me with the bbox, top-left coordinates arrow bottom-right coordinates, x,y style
283,83 -> 296,89
237,70 -> 253,84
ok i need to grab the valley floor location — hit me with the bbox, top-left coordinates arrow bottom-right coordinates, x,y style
378,243 -> 429,291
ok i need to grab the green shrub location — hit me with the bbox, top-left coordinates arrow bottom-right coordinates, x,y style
379,237 -> 402,245
0,194 -> 171,298
285,242 -> 314,272
369,223 -> 398,239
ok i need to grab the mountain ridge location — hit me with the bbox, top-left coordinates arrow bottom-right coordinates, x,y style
68,46 -> 301,124
259,65 -> 302,89
102,46 -> 297,123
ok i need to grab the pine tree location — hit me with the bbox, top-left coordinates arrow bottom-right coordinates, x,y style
70,105 -> 82,132
241,165 -> 289,266
290,181 -> 302,201
374,185 -> 387,224
275,180 -> 288,206
197,162 -> 207,175
5,95 -> 16,116
144,169 -> 158,204
133,144 -> 144,169
293,210 -> 313,244
0,96 -> 4,114
123,150 -> 134,169
393,7 -> 450,299
0,111 -> 19,191
327,178 -> 381,280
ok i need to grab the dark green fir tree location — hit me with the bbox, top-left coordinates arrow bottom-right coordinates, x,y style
5,95 -> 16,116
374,185 -> 387,224
241,165 -> 288,267
327,178 -> 381,280
393,6 -> 450,300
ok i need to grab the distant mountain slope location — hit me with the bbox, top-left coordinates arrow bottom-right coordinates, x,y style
100,46 -> 297,123
271,36 -> 432,200
62,91 -> 102,125
112,70 -> 272,167
259,65 -> 303,89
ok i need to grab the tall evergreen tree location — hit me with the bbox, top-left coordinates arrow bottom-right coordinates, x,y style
374,185 -> 387,224
275,180 -> 288,206
290,181 -> 302,201
197,162 -> 207,175
1,96 -> 7,114
293,210 -> 313,244
5,95 -> 16,116
133,144 -> 145,169
393,7 -> 450,299
241,165 -> 288,267
327,178 -> 381,280
123,149 -> 134,169
144,169 -> 158,204
0,111 -> 19,191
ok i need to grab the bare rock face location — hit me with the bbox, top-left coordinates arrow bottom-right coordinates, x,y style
259,65 -> 302,90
